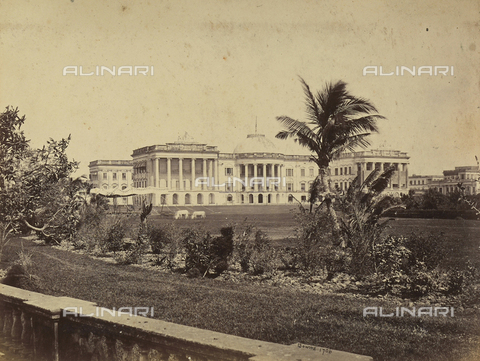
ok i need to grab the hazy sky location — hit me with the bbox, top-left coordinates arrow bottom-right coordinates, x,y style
1,0 -> 479,176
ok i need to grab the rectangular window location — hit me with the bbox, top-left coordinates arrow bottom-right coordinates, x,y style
103,173 -> 107,180
113,173 -> 117,180
300,168 -> 305,177
301,183 -> 306,191
286,169 -> 294,177
335,168 -> 338,176
122,173 -> 127,180
340,168 -> 343,175
309,168 -> 314,177
287,183 -> 293,191
225,168 -> 233,176
349,167 -> 352,175
366,163 -> 373,171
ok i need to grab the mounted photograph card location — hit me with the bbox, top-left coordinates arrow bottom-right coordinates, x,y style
0,1 -> 479,360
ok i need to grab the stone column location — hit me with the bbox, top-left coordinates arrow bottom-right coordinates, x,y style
397,163 -> 401,188
279,165 -> 283,191
191,158 -> 196,191
179,158 -> 184,190
154,158 -> 159,188
202,158 -> 207,190
253,163 -> 258,191
262,163 -> 266,191
207,159 -> 213,190
405,163 -> 409,190
360,162 -> 365,183
235,164 -> 240,191
244,164 -> 248,192
215,158 -> 220,190
167,158 -> 171,190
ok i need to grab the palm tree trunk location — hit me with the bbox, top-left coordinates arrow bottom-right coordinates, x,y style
318,167 -> 342,243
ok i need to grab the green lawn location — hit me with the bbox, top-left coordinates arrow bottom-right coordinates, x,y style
2,234 -> 480,361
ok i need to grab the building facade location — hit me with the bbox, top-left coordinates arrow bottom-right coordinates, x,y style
125,134 -> 410,206
329,149 -> 410,196
429,166 -> 480,195
88,160 -> 134,205
409,174 -> 443,193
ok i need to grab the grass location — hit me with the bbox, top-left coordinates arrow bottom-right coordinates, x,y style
2,234 -> 480,361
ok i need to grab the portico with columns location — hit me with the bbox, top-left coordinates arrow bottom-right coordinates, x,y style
329,150 -> 410,196
126,134 -> 410,206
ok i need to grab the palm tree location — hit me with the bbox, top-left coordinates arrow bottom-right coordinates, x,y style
276,78 -> 385,235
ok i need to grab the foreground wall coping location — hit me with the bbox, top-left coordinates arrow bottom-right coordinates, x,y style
0,284 -> 373,361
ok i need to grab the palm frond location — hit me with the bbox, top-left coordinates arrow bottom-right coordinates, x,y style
370,166 -> 396,194
299,77 -> 323,126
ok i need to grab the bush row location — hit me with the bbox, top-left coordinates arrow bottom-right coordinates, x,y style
70,208 -> 478,302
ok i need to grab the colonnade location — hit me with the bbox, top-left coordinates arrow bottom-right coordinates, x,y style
236,163 -> 284,191
149,157 -> 219,191
355,161 -> 409,188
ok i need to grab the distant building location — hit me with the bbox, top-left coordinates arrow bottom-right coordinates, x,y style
88,133 -> 410,206
409,174 -> 443,194
88,160 -> 134,205
126,133 -> 410,206
329,150 -> 410,196
429,166 -> 480,195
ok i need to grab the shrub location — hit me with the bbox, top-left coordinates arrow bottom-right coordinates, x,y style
290,210 -> 345,278
97,215 -> 131,254
183,226 -> 234,277
403,233 -> 446,270
73,214 -> 131,255
361,235 -> 478,299
233,224 -> 276,275
115,223 -> 148,265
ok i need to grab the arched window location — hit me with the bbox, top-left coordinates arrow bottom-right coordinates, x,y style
185,193 -> 191,204
172,194 -> 178,205
197,193 -> 203,204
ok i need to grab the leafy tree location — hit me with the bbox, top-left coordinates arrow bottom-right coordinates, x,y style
0,107 -> 80,250
0,107 -> 30,254
276,78 -> 384,237
0,106 -> 29,188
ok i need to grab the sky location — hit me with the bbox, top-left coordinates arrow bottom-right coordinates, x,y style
1,0 -> 479,177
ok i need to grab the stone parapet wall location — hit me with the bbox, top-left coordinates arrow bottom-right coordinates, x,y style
0,284 -> 373,361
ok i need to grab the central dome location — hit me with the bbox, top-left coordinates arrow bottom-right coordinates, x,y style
233,134 -> 280,154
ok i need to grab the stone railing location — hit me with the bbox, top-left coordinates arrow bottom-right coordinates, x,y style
0,284 -> 373,361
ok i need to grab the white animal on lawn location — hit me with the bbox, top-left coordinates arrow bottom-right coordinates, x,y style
191,211 -> 206,219
174,210 -> 189,219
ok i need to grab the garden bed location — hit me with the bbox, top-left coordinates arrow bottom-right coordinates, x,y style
1,236 -> 479,361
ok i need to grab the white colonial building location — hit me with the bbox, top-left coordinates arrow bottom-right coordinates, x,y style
88,160 -> 134,205
429,166 -> 480,195
121,133 -> 410,206
329,149 -> 410,196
